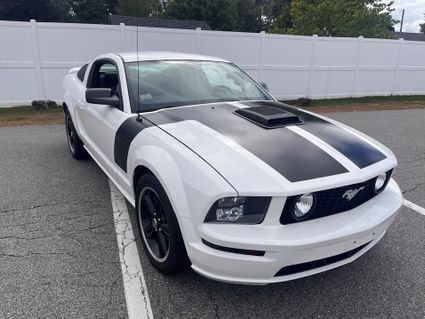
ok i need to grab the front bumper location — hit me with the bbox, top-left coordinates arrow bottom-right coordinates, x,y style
182,179 -> 403,285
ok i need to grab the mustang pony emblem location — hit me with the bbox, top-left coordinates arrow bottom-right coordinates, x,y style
342,186 -> 365,201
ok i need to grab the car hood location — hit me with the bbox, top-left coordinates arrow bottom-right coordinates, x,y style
142,101 -> 396,196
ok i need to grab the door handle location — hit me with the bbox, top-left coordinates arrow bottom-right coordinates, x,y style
79,99 -> 84,105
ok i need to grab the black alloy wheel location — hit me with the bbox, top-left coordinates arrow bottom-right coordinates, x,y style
135,173 -> 190,274
139,187 -> 171,261
66,113 -> 76,153
65,111 -> 88,159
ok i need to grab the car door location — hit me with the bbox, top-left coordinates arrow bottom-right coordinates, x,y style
77,58 -> 130,179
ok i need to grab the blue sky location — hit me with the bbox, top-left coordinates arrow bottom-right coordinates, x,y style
387,0 -> 425,32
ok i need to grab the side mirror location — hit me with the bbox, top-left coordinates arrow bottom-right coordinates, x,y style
259,82 -> 269,92
86,88 -> 120,108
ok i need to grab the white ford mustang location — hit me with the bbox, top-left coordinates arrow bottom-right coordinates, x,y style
63,52 -> 403,285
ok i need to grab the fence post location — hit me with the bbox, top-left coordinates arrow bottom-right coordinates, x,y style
392,38 -> 404,95
196,27 -> 201,53
120,23 -> 126,51
258,31 -> 265,81
351,36 -> 364,97
306,34 -> 318,98
30,19 -> 45,100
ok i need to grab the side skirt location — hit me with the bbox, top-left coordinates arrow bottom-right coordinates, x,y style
84,145 -> 136,207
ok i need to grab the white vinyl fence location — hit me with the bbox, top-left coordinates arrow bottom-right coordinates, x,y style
1,19 -> 425,106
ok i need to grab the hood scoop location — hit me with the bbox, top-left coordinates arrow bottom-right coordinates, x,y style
234,105 -> 303,129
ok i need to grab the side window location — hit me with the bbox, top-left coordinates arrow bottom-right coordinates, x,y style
87,60 -> 123,110
77,64 -> 88,82
88,62 -> 118,90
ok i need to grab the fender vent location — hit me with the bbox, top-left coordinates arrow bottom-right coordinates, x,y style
234,105 -> 303,129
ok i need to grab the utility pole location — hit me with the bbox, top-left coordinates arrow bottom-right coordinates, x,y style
400,9 -> 405,32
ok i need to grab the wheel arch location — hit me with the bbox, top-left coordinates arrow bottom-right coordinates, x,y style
129,154 -> 191,220
127,132 -> 237,222
130,159 -> 195,256
63,102 -> 68,114
133,165 -> 154,195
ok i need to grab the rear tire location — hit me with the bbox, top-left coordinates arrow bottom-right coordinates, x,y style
135,173 -> 190,274
65,111 -> 88,160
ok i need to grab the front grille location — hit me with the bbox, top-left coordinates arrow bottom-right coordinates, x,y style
280,171 -> 392,224
274,242 -> 371,277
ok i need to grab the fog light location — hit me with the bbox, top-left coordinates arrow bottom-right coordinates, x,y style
293,193 -> 316,221
374,173 -> 387,192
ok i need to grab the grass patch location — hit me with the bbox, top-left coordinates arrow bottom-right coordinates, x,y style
281,95 -> 425,113
0,105 -> 64,127
309,95 -> 425,107
1,94 -> 424,127
282,95 -> 425,107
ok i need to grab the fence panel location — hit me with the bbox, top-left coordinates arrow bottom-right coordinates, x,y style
1,20 -> 425,106
396,41 -> 425,95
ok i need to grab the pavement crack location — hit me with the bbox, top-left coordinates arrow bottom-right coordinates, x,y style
0,251 -> 77,259
402,181 -> 425,195
0,199 -> 108,215
105,274 -> 122,319
197,280 -> 222,319
68,222 -> 110,233
0,234 -> 59,241
138,274 -> 152,319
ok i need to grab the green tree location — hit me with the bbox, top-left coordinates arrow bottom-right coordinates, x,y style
0,0 -> 69,22
0,0 -> 119,23
258,0 -> 292,31
288,0 -> 396,38
106,0 -> 119,14
235,0 -> 262,32
117,0 -> 162,17
268,3 -> 293,33
70,0 -> 110,24
161,0 -> 294,32
163,0 -> 238,31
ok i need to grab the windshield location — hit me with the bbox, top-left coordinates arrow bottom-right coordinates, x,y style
124,60 -> 272,112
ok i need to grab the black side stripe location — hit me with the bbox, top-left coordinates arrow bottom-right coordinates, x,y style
114,117 -> 152,172
244,101 -> 387,168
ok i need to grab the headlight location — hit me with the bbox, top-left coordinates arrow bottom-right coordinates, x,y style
204,196 -> 271,224
292,193 -> 316,221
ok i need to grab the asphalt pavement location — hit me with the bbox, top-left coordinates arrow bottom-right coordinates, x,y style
0,108 -> 424,318
0,125 -> 126,318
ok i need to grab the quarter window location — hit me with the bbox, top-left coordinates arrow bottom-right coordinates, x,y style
77,64 -> 88,82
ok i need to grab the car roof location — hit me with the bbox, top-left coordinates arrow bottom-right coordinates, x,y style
117,51 -> 229,63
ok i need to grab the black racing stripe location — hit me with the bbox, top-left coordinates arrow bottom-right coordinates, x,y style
114,117 -> 152,172
299,122 -> 386,168
243,101 -> 387,168
143,104 -> 348,182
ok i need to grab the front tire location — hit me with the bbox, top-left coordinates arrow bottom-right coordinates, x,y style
65,111 -> 88,160
135,173 -> 190,274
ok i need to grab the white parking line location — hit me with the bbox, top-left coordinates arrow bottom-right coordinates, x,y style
109,180 -> 154,319
404,199 -> 425,216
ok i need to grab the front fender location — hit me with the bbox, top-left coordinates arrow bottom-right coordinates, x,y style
127,126 -> 236,222
62,91 -> 74,116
